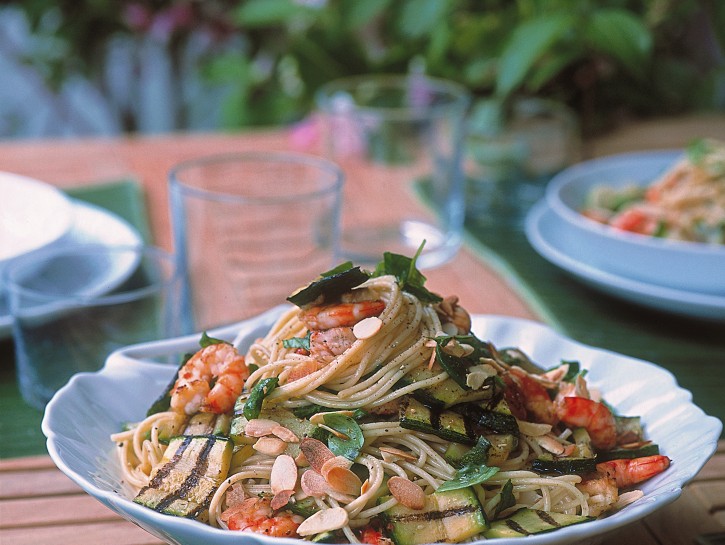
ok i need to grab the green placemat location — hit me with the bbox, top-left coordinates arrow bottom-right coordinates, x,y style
0,179 -> 151,459
464,215 -> 725,434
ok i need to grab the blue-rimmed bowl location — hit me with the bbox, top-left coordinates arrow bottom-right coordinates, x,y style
545,150 -> 725,296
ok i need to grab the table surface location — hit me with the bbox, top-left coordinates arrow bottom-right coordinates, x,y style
1,114 -> 725,544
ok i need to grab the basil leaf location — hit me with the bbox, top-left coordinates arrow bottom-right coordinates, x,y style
437,464 -> 499,492
242,377 -> 279,420
372,244 -> 442,304
433,333 -> 492,389
283,331 -> 312,350
494,479 -> 516,518
320,261 -> 354,277
287,265 -> 369,307
199,332 -> 227,348
324,413 -> 364,461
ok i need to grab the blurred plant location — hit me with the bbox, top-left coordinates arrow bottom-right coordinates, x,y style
1,0 -> 723,136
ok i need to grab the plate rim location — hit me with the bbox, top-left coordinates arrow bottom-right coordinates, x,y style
0,198 -> 143,337
42,311 -> 723,545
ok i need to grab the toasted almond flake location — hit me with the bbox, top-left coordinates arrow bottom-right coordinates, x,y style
244,418 -> 280,437
301,469 -> 330,497
326,466 -> 362,496
517,420 -> 552,437
271,454 -> 298,494
536,434 -> 566,455
379,447 -> 418,462
295,450 -> 309,467
309,410 -> 355,426
252,436 -> 287,456
615,490 -> 644,510
441,322 -> 459,336
271,424 -> 300,443
360,478 -> 371,495
320,455 -> 353,478
297,507 -> 349,536
318,424 -> 350,440
270,489 -> 295,510
353,316 -> 383,339
388,476 -> 426,510
300,437 -> 335,473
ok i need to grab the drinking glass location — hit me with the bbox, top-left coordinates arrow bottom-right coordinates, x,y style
169,151 -> 344,331
5,244 -> 181,409
315,74 -> 471,268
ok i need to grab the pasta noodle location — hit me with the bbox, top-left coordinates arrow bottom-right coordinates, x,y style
112,262 -> 670,542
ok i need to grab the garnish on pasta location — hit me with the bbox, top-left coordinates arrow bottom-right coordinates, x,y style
111,251 -> 670,543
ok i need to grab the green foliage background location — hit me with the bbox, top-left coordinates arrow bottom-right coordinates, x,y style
11,0 -> 725,135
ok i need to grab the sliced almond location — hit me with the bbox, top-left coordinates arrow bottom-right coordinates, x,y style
297,506 -> 349,536
300,437 -> 335,473
517,420 -> 552,437
360,478 -> 371,496
379,446 -> 418,463
309,410 -> 354,426
295,450 -> 309,467
353,316 -> 383,339
388,476 -> 426,510
252,436 -> 287,456
270,488 -> 296,510
272,424 -> 300,443
301,469 -> 330,497
325,465 -> 362,496
320,455 -> 353,478
245,418 -> 280,438
535,434 -> 566,456
270,454 -> 298,494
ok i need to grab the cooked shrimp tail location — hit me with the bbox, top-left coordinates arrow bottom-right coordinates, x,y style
596,454 -> 671,488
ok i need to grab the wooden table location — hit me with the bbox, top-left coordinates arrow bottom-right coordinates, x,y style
1,115 -> 724,544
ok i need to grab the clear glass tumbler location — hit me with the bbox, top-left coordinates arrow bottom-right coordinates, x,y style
169,151 -> 344,331
316,74 -> 471,269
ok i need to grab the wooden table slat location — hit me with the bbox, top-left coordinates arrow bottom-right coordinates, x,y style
0,467 -> 81,499
0,521 -> 164,545
1,494 -> 121,529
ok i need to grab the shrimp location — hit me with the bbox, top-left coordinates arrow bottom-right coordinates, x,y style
310,327 -> 357,364
576,475 -> 619,517
556,396 -> 617,451
596,455 -> 671,489
502,367 -> 557,424
170,343 -> 249,415
301,300 -> 385,330
221,496 -> 303,537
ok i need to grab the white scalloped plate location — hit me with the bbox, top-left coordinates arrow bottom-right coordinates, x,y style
43,310 -> 722,545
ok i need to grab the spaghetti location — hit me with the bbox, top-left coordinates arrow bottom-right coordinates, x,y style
113,257 -> 670,542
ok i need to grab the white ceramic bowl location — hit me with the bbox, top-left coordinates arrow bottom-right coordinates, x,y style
43,310 -> 722,545
545,150 -> 725,295
0,171 -> 73,274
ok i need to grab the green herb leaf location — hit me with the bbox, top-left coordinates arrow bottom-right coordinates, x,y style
494,479 -> 516,518
287,265 -> 370,307
242,377 -> 279,420
324,413 -> 365,461
373,244 -> 442,304
433,333 -> 493,389
437,463 -> 499,492
199,332 -> 227,348
283,331 -> 312,351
